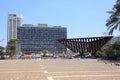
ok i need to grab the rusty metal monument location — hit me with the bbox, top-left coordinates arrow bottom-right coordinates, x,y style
58,36 -> 113,56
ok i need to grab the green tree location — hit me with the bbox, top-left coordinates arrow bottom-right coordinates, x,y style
6,39 -> 19,57
96,40 -> 120,60
102,47 -> 114,59
42,49 -> 48,57
106,0 -> 120,35
111,40 -> 120,52
0,46 -> 5,59
104,40 -> 120,59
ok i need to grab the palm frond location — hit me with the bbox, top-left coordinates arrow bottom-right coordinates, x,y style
107,11 -> 115,14
119,22 -> 120,31
106,0 -> 120,35
107,23 -> 115,31
106,17 -> 118,27
114,22 -> 119,30
108,27 -> 115,35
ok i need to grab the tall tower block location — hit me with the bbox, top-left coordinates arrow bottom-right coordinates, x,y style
7,13 -> 22,41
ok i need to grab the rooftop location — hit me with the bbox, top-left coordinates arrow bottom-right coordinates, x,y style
21,24 -> 64,28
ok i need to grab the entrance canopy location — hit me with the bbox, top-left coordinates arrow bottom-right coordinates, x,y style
58,36 -> 113,56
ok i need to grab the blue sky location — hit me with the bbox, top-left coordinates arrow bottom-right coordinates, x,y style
0,0 -> 119,46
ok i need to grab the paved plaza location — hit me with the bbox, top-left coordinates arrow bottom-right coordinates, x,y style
0,59 -> 120,80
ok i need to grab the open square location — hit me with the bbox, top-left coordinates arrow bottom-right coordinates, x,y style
0,59 -> 120,80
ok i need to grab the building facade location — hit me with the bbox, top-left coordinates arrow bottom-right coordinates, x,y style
17,24 -> 67,54
7,13 -> 22,41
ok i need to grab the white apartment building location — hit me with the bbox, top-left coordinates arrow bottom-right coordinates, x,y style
7,13 -> 22,42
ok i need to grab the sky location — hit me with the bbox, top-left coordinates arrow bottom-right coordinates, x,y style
0,0 -> 119,47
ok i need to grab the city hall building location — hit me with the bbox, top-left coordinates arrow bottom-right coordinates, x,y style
17,24 -> 67,54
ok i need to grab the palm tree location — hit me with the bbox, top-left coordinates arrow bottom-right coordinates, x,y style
106,0 -> 120,35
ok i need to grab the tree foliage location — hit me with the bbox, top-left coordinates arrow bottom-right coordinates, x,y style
0,46 -> 4,54
111,40 -> 120,51
0,46 -> 5,59
98,40 -> 120,60
6,39 -> 19,55
42,49 -> 48,57
106,0 -> 120,35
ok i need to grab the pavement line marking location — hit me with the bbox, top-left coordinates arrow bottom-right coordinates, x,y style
41,67 -> 45,69
39,65 -> 43,66
0,67 -> 42,71
48,70 -> 120,74
53,74 -> 120,78
44,71 -> 48,73
0,71 -> 44,73
47,77 -> 54,80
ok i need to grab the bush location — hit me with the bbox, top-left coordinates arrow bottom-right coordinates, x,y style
96,50 -> 107,59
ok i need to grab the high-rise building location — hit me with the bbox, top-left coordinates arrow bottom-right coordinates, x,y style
17,24 -> 67,54
7,13 -> 22,42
